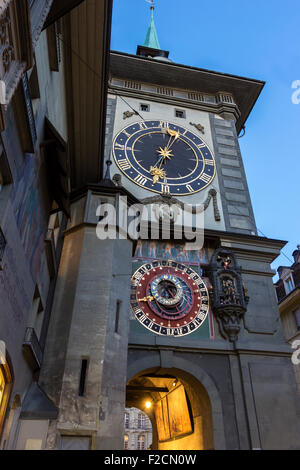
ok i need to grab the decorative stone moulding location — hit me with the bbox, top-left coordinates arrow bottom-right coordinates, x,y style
141,189 -> 221,223
208,248 -> 249,342
0,0 -> 54,130
31,0 -> 54,48
110,78 -> 241,122
0,1 -> 12,18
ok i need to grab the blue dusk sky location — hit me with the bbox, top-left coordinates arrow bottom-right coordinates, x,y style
111,0 -> 300,276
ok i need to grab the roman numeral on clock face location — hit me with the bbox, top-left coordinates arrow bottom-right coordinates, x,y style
161,184 -> 170,194
135,175 -> 147,186
159,121 -> 168,129
118,159 -> 131,171
186,185 -> 193,192
205,159 -> 214,166
115,143 -> 125,150
200,173 -> 211,184
139,121 -> 148,130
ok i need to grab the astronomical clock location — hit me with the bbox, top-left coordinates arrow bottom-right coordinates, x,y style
130,259 -> 210,337
111,118 -> 216,338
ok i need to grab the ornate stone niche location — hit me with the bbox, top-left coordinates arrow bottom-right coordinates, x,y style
208,248 -> 249,342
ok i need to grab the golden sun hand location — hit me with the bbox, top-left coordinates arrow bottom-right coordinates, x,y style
157,146 -> 174,160
150,166 -> 166,184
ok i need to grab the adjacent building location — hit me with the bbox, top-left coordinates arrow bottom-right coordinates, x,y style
275,245 -> 300,392
124,408 -> 152,450
0,0 -> 112,450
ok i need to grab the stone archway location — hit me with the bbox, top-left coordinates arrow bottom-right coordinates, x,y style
126,356 -> 226,450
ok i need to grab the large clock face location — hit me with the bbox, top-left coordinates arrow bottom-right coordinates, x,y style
130,260 -> 209,337
112,120 -> 216,196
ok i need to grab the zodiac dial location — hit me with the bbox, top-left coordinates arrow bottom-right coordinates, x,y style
130,260 -> 210,337
112,120 -> 216,196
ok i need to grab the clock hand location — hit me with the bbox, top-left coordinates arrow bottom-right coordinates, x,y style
149,130 -> 179,184
138,296 -> 155,302
149,146 -> 174,184
166,128 -> 180,151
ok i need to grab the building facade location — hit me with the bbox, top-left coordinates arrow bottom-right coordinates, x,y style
0,0 -> 112,450
0,1 -> 300,451
275,245 -> 300,393
124,408 -> 152,450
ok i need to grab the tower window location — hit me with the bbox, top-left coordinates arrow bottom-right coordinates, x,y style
78,358 -> 89,397
175,109 -> 186,119
115,300 -> 122,333
140,103 -> 150,112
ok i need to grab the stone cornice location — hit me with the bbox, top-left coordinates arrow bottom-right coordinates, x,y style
109,85 -> 241,123
110,51 -> 265,134
31,0 -> 54,47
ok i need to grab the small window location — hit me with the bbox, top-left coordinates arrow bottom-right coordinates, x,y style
175,109 -> 185,119
78,359 -> 89,397
140,103 -> 150,112
48,209 -> 63,249
125,412 -> 130,428
28,286 -> 44,341
137,435 -> 145,450
138,413 -> 145,429
286,277 -> 294,293
124,434 -> 129,450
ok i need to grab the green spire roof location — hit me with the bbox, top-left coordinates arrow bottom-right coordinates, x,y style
143,7 -> 160,50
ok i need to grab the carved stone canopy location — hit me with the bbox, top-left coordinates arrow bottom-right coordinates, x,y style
208,248 -> 249,342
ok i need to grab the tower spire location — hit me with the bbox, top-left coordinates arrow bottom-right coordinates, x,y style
136,1 -> 170,60
143,1 -> 160,50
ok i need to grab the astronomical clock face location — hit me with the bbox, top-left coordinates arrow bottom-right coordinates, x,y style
113,120 -> 216,196
130,260 -> 209,337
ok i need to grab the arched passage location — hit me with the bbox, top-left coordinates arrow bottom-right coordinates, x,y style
127,354 -> 226,450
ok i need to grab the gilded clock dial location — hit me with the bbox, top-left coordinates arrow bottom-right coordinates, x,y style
112,120 -> 216,195
130,260 -> 209,337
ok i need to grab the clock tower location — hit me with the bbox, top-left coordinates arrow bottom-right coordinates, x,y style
40,3 -> 300,450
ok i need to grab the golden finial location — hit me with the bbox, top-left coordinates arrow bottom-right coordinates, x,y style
146,0 -> 155,11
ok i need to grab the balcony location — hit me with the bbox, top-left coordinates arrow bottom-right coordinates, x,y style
23,327 -> 43,371
45,228 -> 57,278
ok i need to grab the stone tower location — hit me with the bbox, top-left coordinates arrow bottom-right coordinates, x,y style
39,4 -> 300,450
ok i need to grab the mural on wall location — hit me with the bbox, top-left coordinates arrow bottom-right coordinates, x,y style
11,154 -> 47,281
134,240 -> 214,266
0,206 -> 33,326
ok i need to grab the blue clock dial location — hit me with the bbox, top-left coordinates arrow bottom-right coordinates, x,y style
112,120 -> 216,196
